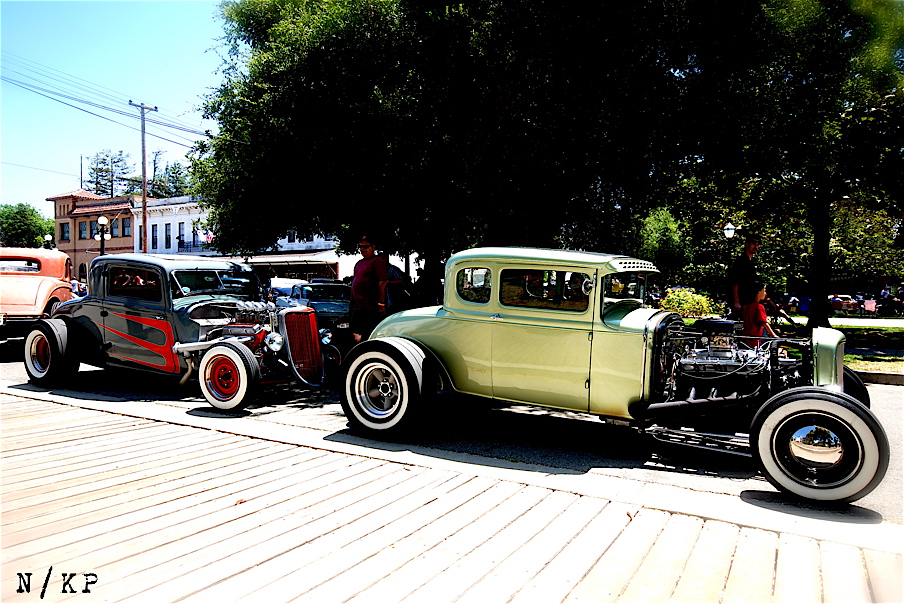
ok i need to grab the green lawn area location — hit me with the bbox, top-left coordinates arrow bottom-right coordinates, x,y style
835,326 -> 903,374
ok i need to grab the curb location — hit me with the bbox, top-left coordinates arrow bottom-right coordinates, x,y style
857,370 -> 904,386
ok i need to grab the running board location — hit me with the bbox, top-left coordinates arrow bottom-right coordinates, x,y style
645,426 -> 752,457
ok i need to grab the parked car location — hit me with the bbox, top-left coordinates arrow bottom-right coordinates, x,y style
23,254 -> 337,410
1,247 -> 74,341
268,277 -> 307,301
828,294 -> 860,315
341,247 -> 888,503
277,282 -> 353,351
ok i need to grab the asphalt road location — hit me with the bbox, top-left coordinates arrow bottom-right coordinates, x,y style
1,338 -> 901,525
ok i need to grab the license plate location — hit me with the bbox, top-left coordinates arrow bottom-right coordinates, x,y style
337,322 -> 350,330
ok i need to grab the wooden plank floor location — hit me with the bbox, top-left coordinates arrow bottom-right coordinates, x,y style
2,395 -> 901,603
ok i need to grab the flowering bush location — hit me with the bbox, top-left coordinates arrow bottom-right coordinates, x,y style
661,289 -> 719,317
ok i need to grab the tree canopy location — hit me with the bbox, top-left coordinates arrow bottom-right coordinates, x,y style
0,204 -> 54,248
192,0 -> 903,321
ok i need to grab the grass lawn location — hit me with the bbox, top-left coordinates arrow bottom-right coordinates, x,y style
844,354 -> 904,374
835,326 -> 903,374
757,319 -> 902,374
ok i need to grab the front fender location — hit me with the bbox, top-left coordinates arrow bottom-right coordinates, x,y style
812,327 -> 845,389
344,337 -> 439,393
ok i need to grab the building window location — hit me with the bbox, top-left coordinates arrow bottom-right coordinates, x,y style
60,223 -> 70,241
287,230 -> 297,243
90,220 -> 98,237
79,222 -> 87,240
165,223 -> 172,249
192,228 -> 200,247
110,219 -> 119,238
151,225 -> 158,250
178,222 -> 185,250
123,218 -> 131,237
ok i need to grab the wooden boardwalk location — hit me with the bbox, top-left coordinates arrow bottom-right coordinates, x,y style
2,394 -> 901,603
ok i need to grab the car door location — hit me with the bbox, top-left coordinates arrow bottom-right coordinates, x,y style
491,267 -> 595,411
101,263 -> 180,373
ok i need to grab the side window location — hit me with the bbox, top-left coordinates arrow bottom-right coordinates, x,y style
108,266 -> 163,302
456,267 -> 492,304
499,269 -> 590,312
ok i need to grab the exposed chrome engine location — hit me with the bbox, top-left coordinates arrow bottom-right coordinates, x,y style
655,319 -> 811,409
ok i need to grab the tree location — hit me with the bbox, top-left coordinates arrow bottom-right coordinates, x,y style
85,150 -> 135,197
193,0 -> 902,312
192,0 -> 697,260
0,204 -> 54,248
672,0 -> 904,326
638,208 -> 691,288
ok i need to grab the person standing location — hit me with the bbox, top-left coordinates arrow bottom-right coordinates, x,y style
350,236 -> 389,343
727,234 -> 761,320
743,280 -> 777,347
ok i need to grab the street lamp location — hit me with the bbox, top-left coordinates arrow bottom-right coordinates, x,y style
43,234 -> 53,249
95,215 -> 111,255
723,222 -> 736,239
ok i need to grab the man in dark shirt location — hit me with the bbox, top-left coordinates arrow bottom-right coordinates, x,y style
350,235 -> 389,342
727,234 -> 761,320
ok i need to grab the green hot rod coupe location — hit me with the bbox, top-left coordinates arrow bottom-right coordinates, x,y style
342,247 -> 889,504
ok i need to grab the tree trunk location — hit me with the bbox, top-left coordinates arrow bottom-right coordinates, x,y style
806,189 -> 833,329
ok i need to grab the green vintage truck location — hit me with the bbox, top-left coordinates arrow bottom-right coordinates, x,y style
341,247 -> 889,503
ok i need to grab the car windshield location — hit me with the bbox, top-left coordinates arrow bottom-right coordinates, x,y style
172,269 -> 260,298
603,272 -> 661,307
293,284 -> 350,302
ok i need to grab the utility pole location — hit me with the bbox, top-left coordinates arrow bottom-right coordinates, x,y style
129,100 -> 158,253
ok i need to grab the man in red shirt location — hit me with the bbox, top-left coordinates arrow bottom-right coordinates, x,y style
350,236 -> 389,342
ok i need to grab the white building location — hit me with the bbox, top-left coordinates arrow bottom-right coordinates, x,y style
131,196 -> 338,256
131,196 -> 216,255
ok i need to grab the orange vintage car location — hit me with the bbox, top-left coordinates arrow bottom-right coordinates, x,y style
1,247 -> 74,340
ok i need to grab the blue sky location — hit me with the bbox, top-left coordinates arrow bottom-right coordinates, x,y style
1,0 -> 226,217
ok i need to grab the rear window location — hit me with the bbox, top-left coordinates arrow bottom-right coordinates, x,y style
457,267 -> 492,304
0,258 -> 41,273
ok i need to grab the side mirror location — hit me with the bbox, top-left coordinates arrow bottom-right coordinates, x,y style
582,278 -> 595,296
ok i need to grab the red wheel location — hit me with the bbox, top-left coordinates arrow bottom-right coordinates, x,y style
23,320 -> 78,386
207,355 -> 241,398
198,343 -> 260,410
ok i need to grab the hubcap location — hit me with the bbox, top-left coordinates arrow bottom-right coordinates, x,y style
207,355 -> 239,400
356,363 -> 402,418
29,334 -> 51,374
789,425 -> 844,468
773,411 -> 862,488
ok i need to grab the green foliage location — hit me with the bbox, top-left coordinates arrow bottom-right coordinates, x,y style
86,150 -> 134,197
194,0 -> 903,302
0,204 -> 54,248
638,208 -> 691,287
660,289 -> 720,318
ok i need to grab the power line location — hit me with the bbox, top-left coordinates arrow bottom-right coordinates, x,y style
1,51 -> 218,149
1,50 -> 213,133
1,77 -> 196,148
1,162 -> 80,178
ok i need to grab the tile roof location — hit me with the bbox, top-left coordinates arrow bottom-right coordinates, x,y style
69,201 -> 133,216
46,189 -> 106,201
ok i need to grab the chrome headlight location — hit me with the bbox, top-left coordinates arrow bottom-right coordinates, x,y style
265,332 -> 285,352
